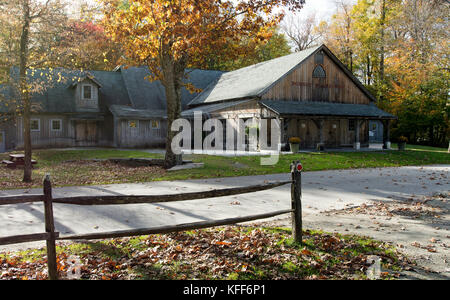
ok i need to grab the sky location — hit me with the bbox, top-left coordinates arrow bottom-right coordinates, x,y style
296,0 -> 358,21
75,0 -> 358,21
70,0 -> 359,26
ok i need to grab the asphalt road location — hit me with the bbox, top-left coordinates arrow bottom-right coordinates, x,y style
0,165 -> 448,254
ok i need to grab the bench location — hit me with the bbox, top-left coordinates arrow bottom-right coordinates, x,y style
2,159 -> 38,168
2,160 -> 14,166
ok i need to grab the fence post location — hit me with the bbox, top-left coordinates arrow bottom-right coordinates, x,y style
290,161 -> 303,244
43,174 -> 58,280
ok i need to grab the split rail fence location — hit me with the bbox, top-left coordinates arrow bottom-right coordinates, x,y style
0,161 -> 303,280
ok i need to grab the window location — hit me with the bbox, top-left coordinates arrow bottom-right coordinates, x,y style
82,84 -> 93,100
151,120 -> 160,129
315,51 -> 324,64
128,120 -> 138,128
31,119 -> 40,131
51,119 -> 62,131
312,65 -> 326,78
348,119 -> 356,131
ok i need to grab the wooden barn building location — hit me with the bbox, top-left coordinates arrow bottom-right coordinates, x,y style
0,44 -> 395,153
183,44 -> 396,151
0,66 -> 223,152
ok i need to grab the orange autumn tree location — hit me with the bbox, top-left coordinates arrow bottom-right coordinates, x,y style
101,0 -> 304,167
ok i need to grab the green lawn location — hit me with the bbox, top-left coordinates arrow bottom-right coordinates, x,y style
0,144 -> 448,189
391,143 -> 448,153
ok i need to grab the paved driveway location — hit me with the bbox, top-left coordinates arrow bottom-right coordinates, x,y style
0,165 -> 448,253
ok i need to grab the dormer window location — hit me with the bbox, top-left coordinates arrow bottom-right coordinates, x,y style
82,84 -> 93,100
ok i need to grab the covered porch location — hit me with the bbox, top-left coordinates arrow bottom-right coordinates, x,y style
259,100 -> 397,151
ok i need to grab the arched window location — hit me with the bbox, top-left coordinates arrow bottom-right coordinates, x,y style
313,65 -> 326,78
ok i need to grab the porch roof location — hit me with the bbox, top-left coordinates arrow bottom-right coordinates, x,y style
109,105 -> 167,120
181,100 -> 252,118
260,100 -> 396,119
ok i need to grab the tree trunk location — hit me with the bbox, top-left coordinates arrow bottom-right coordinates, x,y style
378,0 -> 386,104
161,56 -> 185,168
20,0 -> 32,183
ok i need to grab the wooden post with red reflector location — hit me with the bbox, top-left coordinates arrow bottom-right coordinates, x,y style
290,161 -> 303,243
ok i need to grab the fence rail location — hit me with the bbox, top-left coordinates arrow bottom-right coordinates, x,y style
51,180 -> 293,206
0,161 -> 303,280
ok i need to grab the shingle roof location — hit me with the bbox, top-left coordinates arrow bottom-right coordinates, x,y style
188,44 -> 378,106
109,105 -> 167,120
181,100 -> 252,118
0,84 -> 12,112
260,100 -> 396,119
188,45 -> 321,106
3,66 -> 223,118
119,66 -> 224,111
7,67 -> 131,113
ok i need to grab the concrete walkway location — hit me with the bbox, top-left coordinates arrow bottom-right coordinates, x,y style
0,165 -> 448,255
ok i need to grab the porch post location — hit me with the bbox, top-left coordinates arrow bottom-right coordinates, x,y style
318,120 -> 324,145
354,120 -> 360,150
281,118 -> 289,150
383,120 -> 391,149
312,119 -> 325,151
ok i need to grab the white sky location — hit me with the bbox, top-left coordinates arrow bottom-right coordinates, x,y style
70,0 -> 359,26
296,0 -> 358,21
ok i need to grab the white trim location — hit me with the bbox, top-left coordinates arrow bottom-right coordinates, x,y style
30,118 -> 40,132
50,119 -> 62,132
81,84 -> 93,100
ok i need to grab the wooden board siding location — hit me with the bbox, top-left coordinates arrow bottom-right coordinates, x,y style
0,120 -> 17,152
74,79 -> 100,112
16,115 -> 112,149
284,118 -> 369,149
261,52 -> 371,105
210,100 -> 260,119
117,119 -> 167,148
17,115 -> 71,148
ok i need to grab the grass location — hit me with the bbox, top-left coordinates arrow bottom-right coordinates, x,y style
0,144 -> 448,189
0,226 -> 409,280
391,143 -> 448,153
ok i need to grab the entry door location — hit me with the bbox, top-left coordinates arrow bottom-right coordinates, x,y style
0,131 -> 5,153
327,121 -> 340,147
369,121 -> 383,143
76,121 -> 98,143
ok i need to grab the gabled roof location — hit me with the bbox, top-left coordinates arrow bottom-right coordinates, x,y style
188,45 -> 321,107
70,73 -> 103,88
260,100 -> 396,119
188,44 -> 377,107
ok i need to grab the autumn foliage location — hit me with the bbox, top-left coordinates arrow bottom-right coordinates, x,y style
319,0 -> 449,147
100,0 -> 305,166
